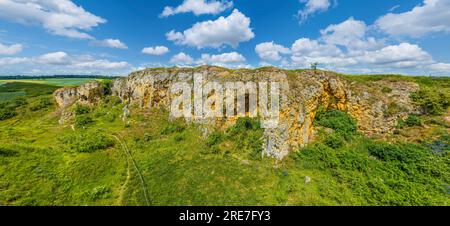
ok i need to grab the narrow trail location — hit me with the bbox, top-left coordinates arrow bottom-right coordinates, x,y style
117,145 -> 131,206
111,134 -> 150,206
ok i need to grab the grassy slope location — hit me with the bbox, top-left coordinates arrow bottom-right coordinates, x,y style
0,75 -> 449,206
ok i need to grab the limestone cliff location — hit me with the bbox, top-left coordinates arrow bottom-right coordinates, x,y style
54,66 -> 419,159
53,81 -> 104,124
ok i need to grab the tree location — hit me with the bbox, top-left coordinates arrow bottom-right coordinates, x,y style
310,62 -> 319,70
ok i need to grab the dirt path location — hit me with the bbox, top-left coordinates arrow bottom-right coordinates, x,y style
111,134 -> 150,206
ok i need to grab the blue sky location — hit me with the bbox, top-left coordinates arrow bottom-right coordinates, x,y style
0,0 -> 450,76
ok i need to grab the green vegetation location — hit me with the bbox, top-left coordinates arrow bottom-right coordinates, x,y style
398,115 -> 422,128
314,107 -> 357,139
411,87 -> 450,115
296,109 -> 449,205
0,78 -> 449,206
59,130 -> 114,153
0,107 -> 17,121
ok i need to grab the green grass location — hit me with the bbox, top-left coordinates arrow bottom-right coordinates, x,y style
0,80 -> 449,206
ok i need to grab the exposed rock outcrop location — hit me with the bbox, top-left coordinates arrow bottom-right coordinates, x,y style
54,81 -> 104,124
54,81 -> 104,108
54,67 -> 420,159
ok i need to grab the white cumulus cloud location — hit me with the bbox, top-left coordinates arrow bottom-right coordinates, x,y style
166,9 -> 254,49
199,51 -> 246,65
360,43 -> 433,68
0,42 -> 23,55
35,51 -> 71,65
258,17 -> 450,75
255,42 -> 290,61
298,0 -> 334,23
170,52 -> 195,65
0,0 -> 106,39
320,17 -> 384,51
91,39 -> 128,49
161,0 -> 233,17
142,46 -> 170,55
0,57 -> 27,66
0,51 -> 131,75
375,0 -> 450,37
428,63 -> 450,72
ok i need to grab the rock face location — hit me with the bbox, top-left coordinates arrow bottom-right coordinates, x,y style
54,81 -> 104,108
108,66 -> 419,159
54,81 -> 104,124
54,67 -> 419,159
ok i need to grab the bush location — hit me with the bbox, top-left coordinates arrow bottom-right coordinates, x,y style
161,123 -> 185,135
367,142 -> 426,163
397,115 -> 423,128
296,143 -> 340,169
59,130 -> 114,153
0,107 -> 17,121
174,134 -> 185,142
75,115 -> 94,128
411,88 -> 450,115
324,133 -> 344,149
228,117 -> 261,135
315,109 -> 357,137
206,131 -> 224,147
74,104 -> 90,115
100,80 -> 113,95
0,146 -> 18,157
12,97 -> 27,108
29,98 -> 52,111
228,117 -> 264,159
144,133 -> 153,142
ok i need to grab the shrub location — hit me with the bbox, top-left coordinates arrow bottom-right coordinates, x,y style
144,133 -> 153,142
296,143 -> 340,169
12,97 -> 27,108
397,115 -> 422,128
59,130 -> 114,153
0,146 -> 18,157
228,117 -> 261,135
161,123 -> 185,135
324,133 -> 344,149
0,107 -> 17,121
74,104 -> 90,115
367,142 -> 426,163
405,115 -> 422,127
314,109 -> 357,136
411,88 -> 450,115
29,98 -> 52,111
174,134 -> 185,142
227,117 -> 264,159
206,131 -> 224,147
100,80 -> 113,95
75,115 -> 94,128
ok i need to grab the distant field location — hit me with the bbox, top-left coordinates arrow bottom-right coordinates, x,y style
0,78 -> 105,103
0,78 -> 104,87
0,90 -> 26,103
